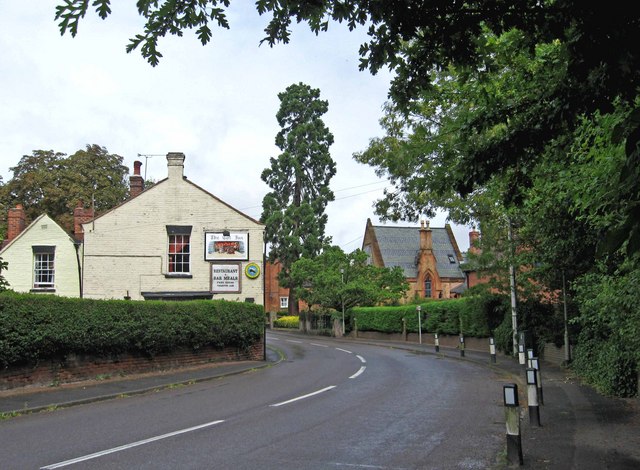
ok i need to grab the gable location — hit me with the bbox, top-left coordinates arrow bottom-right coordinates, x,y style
86,177 -> 263,230
0,214 -> 75,253
367,224 -> 464,279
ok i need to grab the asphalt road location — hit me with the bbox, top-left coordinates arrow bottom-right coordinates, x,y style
0,332 -> 507,469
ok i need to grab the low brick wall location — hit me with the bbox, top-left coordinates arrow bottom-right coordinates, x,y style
0,340 -> 264,391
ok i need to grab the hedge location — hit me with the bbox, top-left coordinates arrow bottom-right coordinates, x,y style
0,291 -> 264,368
351,297 -> 493,337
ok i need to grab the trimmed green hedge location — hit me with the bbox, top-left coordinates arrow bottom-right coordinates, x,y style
0,291 -> 264,368
352,297 -> 492,337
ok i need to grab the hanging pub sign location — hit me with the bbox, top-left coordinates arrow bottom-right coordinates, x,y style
205,232 -> 249,261
211,263 -> 241,293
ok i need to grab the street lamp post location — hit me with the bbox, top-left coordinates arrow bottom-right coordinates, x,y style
417,305 -> 422,344
340,268 -> 345,336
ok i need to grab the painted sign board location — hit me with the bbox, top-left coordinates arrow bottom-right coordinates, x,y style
205,232 -> 249,261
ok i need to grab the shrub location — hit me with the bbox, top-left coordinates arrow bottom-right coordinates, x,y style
274,315 -> 300,329
0,291 -> 264,368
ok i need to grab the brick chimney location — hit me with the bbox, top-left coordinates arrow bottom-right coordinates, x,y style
419,219 -> 432,252
129,160 -> 144,198
469,230 -> 481,254
74,201 -> 95,241
5,204 -> 26,244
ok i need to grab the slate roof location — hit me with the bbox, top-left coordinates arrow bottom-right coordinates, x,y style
370,225 -> 464,279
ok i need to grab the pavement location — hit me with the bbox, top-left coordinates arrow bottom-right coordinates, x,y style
1,331 -> 639,469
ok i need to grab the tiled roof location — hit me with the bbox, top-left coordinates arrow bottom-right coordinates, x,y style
372,225 -> 464,279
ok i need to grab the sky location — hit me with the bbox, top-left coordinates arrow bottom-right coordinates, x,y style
0,1 -> 472,253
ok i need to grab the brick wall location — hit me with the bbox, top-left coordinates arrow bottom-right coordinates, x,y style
0,339 -> 264,391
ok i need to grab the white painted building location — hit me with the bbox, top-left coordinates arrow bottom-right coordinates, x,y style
0,210 -> 82,297
81,152 -> 265,303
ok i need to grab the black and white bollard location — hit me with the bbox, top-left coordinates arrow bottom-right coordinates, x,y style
527,348 -> 534,362
459,334 -> 465,357
518,344 -> 526,366
503,383 -> 524,466
434,333 -> 440,353
530,357 -> 544,405
526,368 -> 541,426
489,337 -> 497,363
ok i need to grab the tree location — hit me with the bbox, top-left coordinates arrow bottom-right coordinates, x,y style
290,246 -> 408,313
261,83 -> 336,316
0,144 -> 129,233
56,1 -> 640,252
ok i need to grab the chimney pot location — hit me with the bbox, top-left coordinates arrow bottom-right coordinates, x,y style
129,160 -> 145,198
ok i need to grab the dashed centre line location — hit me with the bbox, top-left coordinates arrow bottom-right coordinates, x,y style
270,386 -> 337,407
41,420 -> 226,469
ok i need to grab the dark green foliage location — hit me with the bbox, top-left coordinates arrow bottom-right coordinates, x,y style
572,339 -> 637,398
261,83 -> 336,314
290,246 -> 408,311
570,262 -> 640,397
352,298 -> 492,337
0,145 -> 129,233
0,292 -> 263,368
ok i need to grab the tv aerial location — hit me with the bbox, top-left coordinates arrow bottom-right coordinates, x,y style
137,153 -> 164,181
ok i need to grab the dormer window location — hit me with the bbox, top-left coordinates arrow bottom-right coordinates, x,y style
447,254 -> 456,263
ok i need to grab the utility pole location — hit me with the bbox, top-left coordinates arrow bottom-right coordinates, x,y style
507,218 -> 519,356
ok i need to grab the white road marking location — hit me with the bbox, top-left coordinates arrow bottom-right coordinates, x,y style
310,342 -> 329,348
350,366 -> 366,379
41,420 -> 225,469
356,355 -> 366,363
286,339 -> 303,343
336,347 -> 352,354
270,386 -> 336,407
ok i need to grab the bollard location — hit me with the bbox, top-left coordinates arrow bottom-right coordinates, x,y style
459,335 -> 465,357
526,368 -> 541,426
531,357 -> 544,405
503,383 -> 524,466
489,337 -> 497,363
434,333 -> 440,353
518,344 -> 526,366
527,348 -> 534,361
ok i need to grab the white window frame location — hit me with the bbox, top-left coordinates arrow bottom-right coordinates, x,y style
279,296 -> 289,309
33,250 -> 55,288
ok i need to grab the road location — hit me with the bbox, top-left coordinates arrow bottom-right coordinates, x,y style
0,332 -> 506,469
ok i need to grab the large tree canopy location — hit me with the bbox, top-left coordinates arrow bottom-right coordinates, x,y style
56,1 -> 640,252
290,246 -> 408,312
0,144 -> 129,233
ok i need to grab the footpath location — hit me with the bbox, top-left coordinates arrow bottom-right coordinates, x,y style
1,332 -> 638,469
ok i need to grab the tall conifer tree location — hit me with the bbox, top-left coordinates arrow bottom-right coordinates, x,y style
261,82 -> 336,316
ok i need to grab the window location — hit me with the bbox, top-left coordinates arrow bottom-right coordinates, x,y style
424,275 -> 432,298
447,254 -> 456,263
280,296 -> 289,309
33,246 -> 55,289
167,226 -> 192,274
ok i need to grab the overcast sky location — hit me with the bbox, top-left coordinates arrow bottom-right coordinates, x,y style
0,1 -> 472,252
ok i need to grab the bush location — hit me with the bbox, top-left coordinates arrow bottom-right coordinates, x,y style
274,315 -> 300,329
352,297 -> 492,337
0,291 -> 264,368
572,337 -> 638,397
